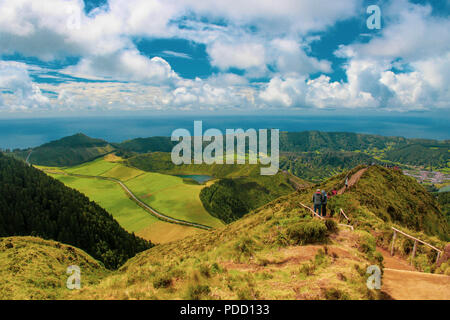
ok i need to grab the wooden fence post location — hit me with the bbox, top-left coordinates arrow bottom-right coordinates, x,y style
391,230 -> 397,256
411,240 -> 417,265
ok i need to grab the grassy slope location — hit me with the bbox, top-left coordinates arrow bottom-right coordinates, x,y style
127,152 -> 263,178
3,165 -> 448,299
316,166 -> 448,240
124,171 -> 224,228
45,156 -> 224,241
50,173 -> 159,234
0,237 -> 108,300
24,134 -> 116,167
298,165 -> 449,272
200,173 -> 298,223
70,201 -> 385,300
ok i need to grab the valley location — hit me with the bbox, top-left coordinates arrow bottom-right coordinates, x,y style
0,131 -> 449,300
41,156 -> 223,244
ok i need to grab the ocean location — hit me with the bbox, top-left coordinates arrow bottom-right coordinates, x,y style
0,114 -> 448,149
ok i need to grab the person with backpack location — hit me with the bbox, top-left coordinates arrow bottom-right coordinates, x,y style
321,190 -> 328,217
345,176 -> 349,189
312,189 -> 323,216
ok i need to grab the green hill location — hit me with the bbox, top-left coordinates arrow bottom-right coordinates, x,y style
0,236 -> 108,300
384,144 -> 449,168
16,133 -> 115,167
127,152 -> 263,177
0,153 -> 152,269
1,164 -> 448,299
316,165 -> 449,240
117,137 -> 175,153
280,150 -> 377,182
200,173 -> 298,223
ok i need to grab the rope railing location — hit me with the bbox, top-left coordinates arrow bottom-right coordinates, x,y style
390,227 -> 443,264
299,202 -> 324,220
339,208 -> 350,222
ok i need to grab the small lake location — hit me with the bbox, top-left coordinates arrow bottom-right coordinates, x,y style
177,175 -> 213,184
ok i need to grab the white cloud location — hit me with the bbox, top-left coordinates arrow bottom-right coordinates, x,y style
0,61 -> 50,110
0,0 -> 448,113
208,41 -> 267,71
259,76 -> 306,108
271,38 -> 332,76
63,50 -> 179,84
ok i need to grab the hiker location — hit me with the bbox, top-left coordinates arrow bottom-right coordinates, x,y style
332,189 -> 337,196
345,176 -> 349,189
312,189 -> 322,216
321,190 -> 327,217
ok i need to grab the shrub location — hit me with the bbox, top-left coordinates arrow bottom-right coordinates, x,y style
153,275 -> 172,289
299,262 -> 315,276
314,249 -> 328,267
356,230 -> 376,254
325,219 -> 338,233
323,288 -> 349,300
185,284 -> 211,300
199,264 -> 211,278
286,220 -> 328,245
233,237 -> 257,258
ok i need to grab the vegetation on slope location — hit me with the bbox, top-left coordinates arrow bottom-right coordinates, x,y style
116,136 -> 175,153
0,153 -> 152,269
15,133 -> 115,167
279,131 -> 409,153
0,237 -> 108,300
280,151 -> 377,182
435,192 -> 450,225
200,173 -> 297,223
127,152 -> 262,177
45,157 -> 224,235
70,200 -> 385,300
298,165 -> 449,272
384,144 -> 449,168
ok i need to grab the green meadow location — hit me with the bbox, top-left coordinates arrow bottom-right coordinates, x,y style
45,157 -> 224,243
125,172 -> 224,228
49,173 -> 159,234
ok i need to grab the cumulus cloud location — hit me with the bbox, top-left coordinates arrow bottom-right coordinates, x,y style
208,41 -> 267,71
63,50 -> 179,84
0,61 -> 49,110
0,0 -> 448,113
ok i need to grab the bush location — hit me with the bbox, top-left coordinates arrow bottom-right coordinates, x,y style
299,262 -> 315,276
199,264 -> 211,278
325,219 -> 338,233
356,231 -> 376,254
323,288 -> 349,300
185,284 -> 211,300
233,237 -> 257,258
286,220 -> 328,245
153,275 -> 172,289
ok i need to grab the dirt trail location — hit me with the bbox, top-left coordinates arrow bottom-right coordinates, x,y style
378,247 -> 450,300
337,168 -> 368,195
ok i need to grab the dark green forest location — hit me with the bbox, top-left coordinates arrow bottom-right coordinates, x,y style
200,174 -> 295,223
279,151 -> 377,182
0,153 -> 152,269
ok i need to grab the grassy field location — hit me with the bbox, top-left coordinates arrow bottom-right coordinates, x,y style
49,173 -> 159,234
125,172 -> 224,228
44,156 -> 224,243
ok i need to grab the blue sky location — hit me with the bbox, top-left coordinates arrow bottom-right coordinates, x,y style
0,0 -> 449,117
